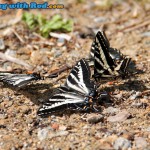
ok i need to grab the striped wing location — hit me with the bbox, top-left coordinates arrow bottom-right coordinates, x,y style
91,31 -> 116,75
66,58 -> 94,95
0,73 -> 41,87
91,31 -> 131,78
109,48 -> 123,62
37,86 -> 85,116
116,56 -> 131,75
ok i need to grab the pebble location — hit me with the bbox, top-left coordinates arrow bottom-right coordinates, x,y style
129,91 -> 141,100
87,114 -> 104,124
51,123 -> 59,130
59,125 -> 67,131
107,110 -> 130,122
113,137 -> 131,150
0,113 -> 7,119
49,131 -> 69,139
37,128 -> 50,141
19,105 -> 30,114
135,137 -> 147,149
146,127 -> 150,132
113,93 -> 123,99
0,39 -> 5,50
54,49 -> 62,58
94,17 -> 107,23
103,107 -> 119,115
57,38 -> 65,46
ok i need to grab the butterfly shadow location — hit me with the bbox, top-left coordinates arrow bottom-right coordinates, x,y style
1,82 -> 55,105
101,78 -> 148,93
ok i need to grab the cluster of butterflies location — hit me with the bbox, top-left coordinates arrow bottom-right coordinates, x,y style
0,31 -> 132,117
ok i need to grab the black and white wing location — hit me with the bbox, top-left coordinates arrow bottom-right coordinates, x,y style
37,86 -> 86,116
66,58 -> 95,95
116,56 -> 131,76
37,59 -> 98,117
109,48 -> 123,62
0,73 -> 41,87
91,31 -> 131,78
91,31 -> 117,77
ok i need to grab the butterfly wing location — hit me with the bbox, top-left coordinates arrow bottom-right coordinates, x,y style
91,31 -> 131,78
66,58 -> 95,95
116,56 -> 131,75
0,73 -> 41,87
37,86 -> 85,116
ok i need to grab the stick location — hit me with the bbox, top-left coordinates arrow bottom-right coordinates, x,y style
118,17 -> 150,33
12,29 -> 25,44
47,64 -> 72,78
0,52 -> 33,70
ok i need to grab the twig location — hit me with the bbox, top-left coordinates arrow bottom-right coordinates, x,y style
50,32 -> 71,41
55,74 -> 67,82
12,29 -> 25,44
142,90 -> 150,96
0,52 -> 33,70
47,64 -> 72,78
32,32 -> 46,41
118,17 -> 150,33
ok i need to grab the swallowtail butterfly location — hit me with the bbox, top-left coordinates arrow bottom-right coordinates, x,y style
90,31 -> 131,79
37,59 -> 102,117
0,72 -> 41,87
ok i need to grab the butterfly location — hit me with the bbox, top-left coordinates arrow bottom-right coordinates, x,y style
37,59 -> 103,117
0,72 -> 41,87
90,31 -> 131,79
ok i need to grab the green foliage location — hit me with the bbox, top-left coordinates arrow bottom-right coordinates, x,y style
22,12 -> 73,37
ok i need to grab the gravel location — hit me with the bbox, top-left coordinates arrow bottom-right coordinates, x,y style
107,110 -> 131,122
113,137 -> 131,150
134,137 -> 148,149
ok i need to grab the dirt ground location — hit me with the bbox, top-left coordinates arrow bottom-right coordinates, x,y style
0,0 -> 150,150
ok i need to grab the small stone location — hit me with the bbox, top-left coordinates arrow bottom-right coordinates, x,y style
0,39 -> 5,50
113,137 -> 131,150
122,133 -> 134,141
19,105 -> 30,114
129,91 -> 141,100
57,38 -> 65,46
94,17 -> 107,23
37,128 -> 49,141
87,114 -> 104,124
103,107 -> 119,115
51,123 -> 59,130
146,127 -> 150,132
49,131 -> 69,139
114,93 -> 123,99
59,125 -> 67,131
135,137 -> 147,149
107,110 -> 130,122
0,113 -> 7,119
54,49 -> 62,58
82,125 -> 90,129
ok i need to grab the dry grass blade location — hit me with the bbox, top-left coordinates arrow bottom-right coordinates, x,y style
12,29 -> 25,44
0,52 -> 33,70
